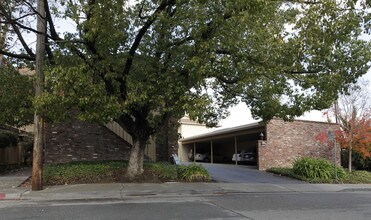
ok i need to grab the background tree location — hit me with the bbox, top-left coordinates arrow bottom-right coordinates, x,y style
1,0 -> 370,179
343,117 -> 371,171
329,80 -> 371,171
0,67 -> 34,127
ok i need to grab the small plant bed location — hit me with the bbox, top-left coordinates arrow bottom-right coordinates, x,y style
267,157 -> 371,184
340,171 -> 371,184
42,160 -> 211,186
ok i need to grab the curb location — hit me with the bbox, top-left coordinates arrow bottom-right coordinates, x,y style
2,183 -> 371,202
340,188 -> 371,192
0,187 -> 29,200
18,190 -> 262,202
0,192 -> 22,200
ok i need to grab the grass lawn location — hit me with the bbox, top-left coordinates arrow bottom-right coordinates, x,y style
267,167 -> 371,184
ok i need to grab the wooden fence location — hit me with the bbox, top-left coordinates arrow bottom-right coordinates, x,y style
0,145 -> 24,165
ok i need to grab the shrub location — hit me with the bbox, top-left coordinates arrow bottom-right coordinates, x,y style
178,164 -> 211,182
342,150 -> 371,171
148,162 -> 178,181
43,160 -> 126,185
0,131 -> 18,148
293,157 -> 346,180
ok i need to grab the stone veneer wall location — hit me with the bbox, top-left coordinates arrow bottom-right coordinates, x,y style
258,119 -> 340,170
44,120 -> 132,164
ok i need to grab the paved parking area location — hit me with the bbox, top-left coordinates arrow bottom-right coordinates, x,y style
197,163 -> 304,184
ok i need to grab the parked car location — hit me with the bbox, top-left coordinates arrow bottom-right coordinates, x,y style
232,151 -> 256,163
194,152 -> 228,162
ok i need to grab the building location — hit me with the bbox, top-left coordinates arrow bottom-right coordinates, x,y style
44,120 -> 156,164
179,119 -> 340,170
42,115 -> 339,170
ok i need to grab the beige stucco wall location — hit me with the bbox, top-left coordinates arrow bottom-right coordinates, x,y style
178,121 -> 215,139
177,116 -> 217,161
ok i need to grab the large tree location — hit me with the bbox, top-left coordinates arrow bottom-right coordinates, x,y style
1,0 -> 370,179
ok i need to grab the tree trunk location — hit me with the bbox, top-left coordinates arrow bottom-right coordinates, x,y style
32,0 -> 46,191
126,139 -> 145,180
347,128 -> 354,173
348,141 -> 352,172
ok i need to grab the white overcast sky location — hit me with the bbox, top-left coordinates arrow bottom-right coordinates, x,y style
219,72 -> 371,128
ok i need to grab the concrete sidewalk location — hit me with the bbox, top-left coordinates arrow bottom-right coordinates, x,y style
1,182 -> 370,201
0,167 -> 31,200
1,167 -> 370,201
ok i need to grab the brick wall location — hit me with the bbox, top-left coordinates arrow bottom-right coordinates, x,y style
258,119 -> 340,170
44,120 -> 132,164
155,116 -> 180,162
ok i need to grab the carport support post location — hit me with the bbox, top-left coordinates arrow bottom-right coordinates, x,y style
210,140 -> 213,163
193,143 -> 196,162
234,136 -> 238,165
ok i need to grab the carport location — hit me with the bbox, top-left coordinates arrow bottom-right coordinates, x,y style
179,122 -> 266,167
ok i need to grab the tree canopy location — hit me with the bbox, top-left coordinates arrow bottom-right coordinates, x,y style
1,0 -> 371,178
0,67 -> 34,127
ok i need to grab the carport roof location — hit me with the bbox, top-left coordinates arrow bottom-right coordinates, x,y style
180,121 -> 266,143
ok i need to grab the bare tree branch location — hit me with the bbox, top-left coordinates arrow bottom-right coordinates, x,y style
275,0 -> 320,4
23,0 -> 45,19
0,4 -> 35,57
120,0 -> 176,99
217,76 -> 239,84
0,48 -> 35,60
12,12 -> 37,21
287,70 -> 321,74
44,0 -> 62,41
138,0 -> 148,19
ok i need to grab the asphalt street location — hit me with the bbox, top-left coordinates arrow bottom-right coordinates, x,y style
1,191 -> 371,220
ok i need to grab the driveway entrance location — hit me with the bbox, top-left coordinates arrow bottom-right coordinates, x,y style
199,163 -> 303,184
